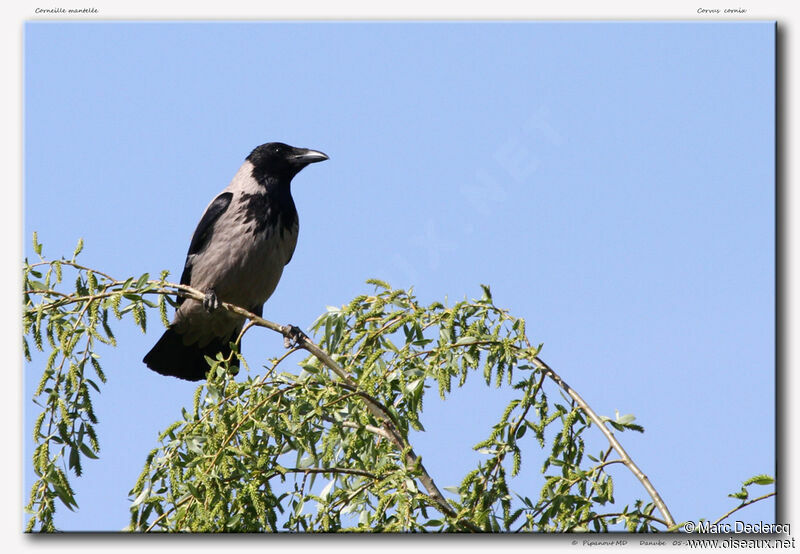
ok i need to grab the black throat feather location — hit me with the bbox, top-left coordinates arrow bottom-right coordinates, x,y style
239,172 -> 298,237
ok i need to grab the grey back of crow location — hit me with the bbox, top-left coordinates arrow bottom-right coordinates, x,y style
143,142 -> 328,381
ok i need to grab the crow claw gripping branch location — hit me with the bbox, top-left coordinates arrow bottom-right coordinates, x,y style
283,325 -> 307,349
203,289 -> 219,312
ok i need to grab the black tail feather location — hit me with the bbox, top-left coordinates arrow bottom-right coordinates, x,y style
143,328 -> 237,381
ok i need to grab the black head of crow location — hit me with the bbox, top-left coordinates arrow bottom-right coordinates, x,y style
248,142 -> 329,183
143,142 -> 328,381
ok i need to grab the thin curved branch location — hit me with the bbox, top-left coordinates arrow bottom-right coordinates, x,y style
145,494 -> 191,532
283,466 -> 381,480
340,420 -> 396,442
144,464 -> 384,532
158,281 -> 671,531
525,458 -> 627,528
712,492 -> 776,526
566,510 -> 669,532
26,259 -> 119,283
531,355 -> 676,529
156,281 -> 467,528
29,264 -> 672,533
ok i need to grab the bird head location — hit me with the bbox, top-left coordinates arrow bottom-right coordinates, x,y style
247,142 -> 328,185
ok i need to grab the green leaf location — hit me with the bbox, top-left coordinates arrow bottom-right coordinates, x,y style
68,445 -> 81,475
616,413 -> 636,425
130,485 -> 152,508
319,479 -> 335,500
743,474 -> 774,486
424,519 -> 443,527
298,455 -> 314,469
404,378 -> 423,394
728,488 -> 748,500
135,273 -> 150,289
49,468 -> 79,511
79,442 -> 99,460
27,280 -> 47,291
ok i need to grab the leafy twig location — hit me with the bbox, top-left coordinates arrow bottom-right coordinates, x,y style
712,492 -> 776,526
531,356 -> 676,529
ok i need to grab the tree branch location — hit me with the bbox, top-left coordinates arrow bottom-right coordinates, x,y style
531,355 -> 676,529
567,510 -> 669,531
28,265 -> 673,533
712,492 -> 776,526
160,282 -> 466,528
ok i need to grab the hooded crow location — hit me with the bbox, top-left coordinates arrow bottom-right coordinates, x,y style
143,142 -> 328,381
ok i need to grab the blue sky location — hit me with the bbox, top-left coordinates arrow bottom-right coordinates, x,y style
23,21 -> 775,531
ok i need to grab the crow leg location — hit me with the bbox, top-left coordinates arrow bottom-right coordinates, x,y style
203,288 -> 220,312
283,324 -> 306,349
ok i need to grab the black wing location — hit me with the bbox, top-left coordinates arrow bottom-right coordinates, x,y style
179,192 -> 233,293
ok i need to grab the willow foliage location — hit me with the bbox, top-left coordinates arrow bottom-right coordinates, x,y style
23,237 -> 773,532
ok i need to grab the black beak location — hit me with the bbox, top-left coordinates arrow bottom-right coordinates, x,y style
292,148 -> 329,165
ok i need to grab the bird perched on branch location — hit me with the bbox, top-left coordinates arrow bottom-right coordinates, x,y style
143,142 -> 328,381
